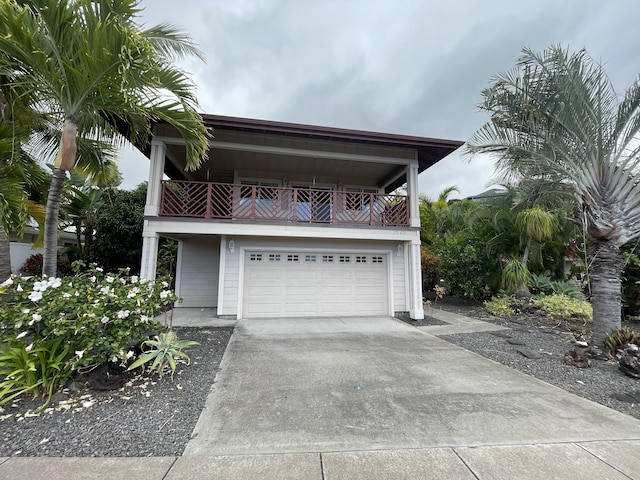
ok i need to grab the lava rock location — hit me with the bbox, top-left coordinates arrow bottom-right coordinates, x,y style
563,348 -> 591,368
619,345 -> 640,379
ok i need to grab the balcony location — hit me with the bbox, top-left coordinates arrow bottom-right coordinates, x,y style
160,181 -> 409,227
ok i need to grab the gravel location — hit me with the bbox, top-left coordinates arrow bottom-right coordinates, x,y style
431,303 -> 640,420
0,327 -> 233,457
2,305 -> 639,458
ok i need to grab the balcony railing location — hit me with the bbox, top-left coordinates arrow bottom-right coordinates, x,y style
160,181 -> 409,227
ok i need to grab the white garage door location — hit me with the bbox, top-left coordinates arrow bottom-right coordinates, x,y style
242,251 -> 388,318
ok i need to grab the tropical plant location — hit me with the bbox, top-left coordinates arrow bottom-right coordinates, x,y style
501,258 -> 532,296
603,327 -> 640,356
549,280 -> 585,300
127,330 -> 198,376
0,336 -> 75,411
0,0 -> 210,277
467,45 -> 640,346
530,273 -> 553,295
484,296 -> 515,317
533,294 -> 593,322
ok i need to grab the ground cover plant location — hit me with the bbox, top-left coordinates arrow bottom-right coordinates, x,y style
0,262 -> 185,409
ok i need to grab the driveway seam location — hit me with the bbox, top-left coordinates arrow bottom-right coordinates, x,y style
575,442 -> 636,479
452,447 -> 481,480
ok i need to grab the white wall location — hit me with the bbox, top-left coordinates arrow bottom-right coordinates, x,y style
9,243 -> 43,274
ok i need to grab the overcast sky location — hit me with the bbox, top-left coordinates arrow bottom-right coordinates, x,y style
119,0 -> 640,200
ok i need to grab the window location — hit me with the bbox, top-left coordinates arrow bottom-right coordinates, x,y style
339,255 -> 350,263
269,254 -> 281,262
372,256 -> 383,264
250,253 -> 263,261
287,254 -> 299,262
356,256 -> 367,263
293,185 -> 333,222
240,181 -> 279,204
322,255 -> 334,263
305,255 -> 317,262
346,188 -> 378,211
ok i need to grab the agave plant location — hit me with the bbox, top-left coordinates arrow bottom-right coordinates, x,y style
468,45 -> 640,346
128,331 -> 199,377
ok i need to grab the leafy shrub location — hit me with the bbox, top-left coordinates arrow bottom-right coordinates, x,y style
20,253 -> 73,277
128,331 -> 198,376
0,262 -> 180,369
550,280 -> 585,300
0,336 -> 75,410
485,296 -> 515,316
533,294 -> 592,321
603,327 -> 640,356
421,247 -> 442,295
530,273 -> 553,295
501,259 -> 531,294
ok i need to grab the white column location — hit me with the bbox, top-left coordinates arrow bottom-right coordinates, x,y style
407,162 -> 420,228
144,140 -> 167,216
140,231 -> 159,281
408,239 -> 424,319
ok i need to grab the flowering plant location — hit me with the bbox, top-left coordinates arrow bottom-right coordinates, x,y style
0,262 -> 180,369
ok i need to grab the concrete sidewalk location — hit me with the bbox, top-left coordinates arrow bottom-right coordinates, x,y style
1,314 -> 639,479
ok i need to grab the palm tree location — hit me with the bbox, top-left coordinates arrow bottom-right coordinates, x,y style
0,0 -> 210,277
467,45 -> 640,346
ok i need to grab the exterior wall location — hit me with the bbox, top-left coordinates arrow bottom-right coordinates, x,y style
216,236 -> 406,318
175,236 -> 220,308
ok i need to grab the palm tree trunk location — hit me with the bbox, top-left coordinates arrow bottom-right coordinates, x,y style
43,168 -> 66,277
589,241 -> 623,347
0,229 -> 11,280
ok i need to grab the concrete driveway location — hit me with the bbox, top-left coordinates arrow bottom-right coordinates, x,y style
184,316 -> 640,459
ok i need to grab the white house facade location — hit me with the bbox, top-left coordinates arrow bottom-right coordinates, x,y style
140,115 -> 462,320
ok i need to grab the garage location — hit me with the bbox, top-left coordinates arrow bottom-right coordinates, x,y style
242,251 -> 389,318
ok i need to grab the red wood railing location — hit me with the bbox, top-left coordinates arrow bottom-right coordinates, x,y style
160,180 -> 409,227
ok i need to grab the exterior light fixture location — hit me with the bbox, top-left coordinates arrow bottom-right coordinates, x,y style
396,244 -> 403,257
228,239 -> 235,253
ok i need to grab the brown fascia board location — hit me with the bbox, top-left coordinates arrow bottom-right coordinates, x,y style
199,114 -> 464,174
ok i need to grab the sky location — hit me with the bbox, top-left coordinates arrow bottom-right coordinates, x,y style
118,0 -> 640,200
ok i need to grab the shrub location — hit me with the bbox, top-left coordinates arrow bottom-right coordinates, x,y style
550,280 -> 585,300
501,259 -> 531,294
20,253 -> 73,277
530,273 -> 553,295
533,294 -> 592,321
603,327 -> 640,356
0,262 -> 180,369
485,296 -> 514,316
421,247 -> 442,295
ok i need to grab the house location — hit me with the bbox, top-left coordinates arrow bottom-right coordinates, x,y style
9,226 -> 79,274
140,115 -> 462,319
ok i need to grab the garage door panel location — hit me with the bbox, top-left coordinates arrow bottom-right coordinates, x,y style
243,251 -> 388,318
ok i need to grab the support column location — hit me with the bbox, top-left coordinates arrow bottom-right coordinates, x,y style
407,162 -> 420,228
144,140 -> 166,217
140,231 -> 159,281
408,239 -> 424,319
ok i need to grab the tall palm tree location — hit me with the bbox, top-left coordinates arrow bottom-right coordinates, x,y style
467,45 -> 640,346
0,0 -> 210,277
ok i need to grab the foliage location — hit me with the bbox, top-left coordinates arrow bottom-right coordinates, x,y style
89,184 -> 146,272
485,296 -> 514,317
549,280 -> 585,300
157,238 -> 179,280
467,44 -> 640,346
420,247 -> 442,295
530,273 -> 553,295
533,294 -> 592,322
20,253 -> 73,277
622,246 -> 640,315
501,258 -> 531,294
127,330 -> 198,376
0,263 -> 179,369
0,336 -> 75,410
603,327 -> 640,356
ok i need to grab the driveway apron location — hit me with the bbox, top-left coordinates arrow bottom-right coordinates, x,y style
183,316 -> 640,456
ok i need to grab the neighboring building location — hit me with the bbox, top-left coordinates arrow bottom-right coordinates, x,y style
140,115 -> 462,319
9,226 -> 78,273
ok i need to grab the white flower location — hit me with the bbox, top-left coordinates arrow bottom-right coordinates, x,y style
111,355 -> 118,363
32,313 -> 42,322
48,278 -> 62,289
16,284 -> 23,292
16,331 -> 28,339
119,278 -> 127,285
100,286 -> 111,295
140,315 -> 150,324
130,276 -> 139,284
62,292 -> 71,299
161,281 -> 169,288
0,277 -> 14,287
28,291 -> 43,302
95,267 -> 103,272
101,316 -> 109,324
117,310 -> 130,319
25,343 -> 33,353
75,350 -> 84,359
74,291 -> 80,297
22,308 -> 30,314
160,290 -> 170,299
126,350 -> 134,359
89,276 -> 96,283
33,281 -> 46,292
106,276 -> 115,284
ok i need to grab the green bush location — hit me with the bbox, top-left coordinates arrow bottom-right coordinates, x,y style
0,336 -> 75,410
485,296 -> 514,316
421,247 -> 442,296
603,327 -> 640,356
0,262 -> 180,369
501,259 -> 531,294
530,273 -> 553,295
533,294 -> 592,321
550,280 -> 585,300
